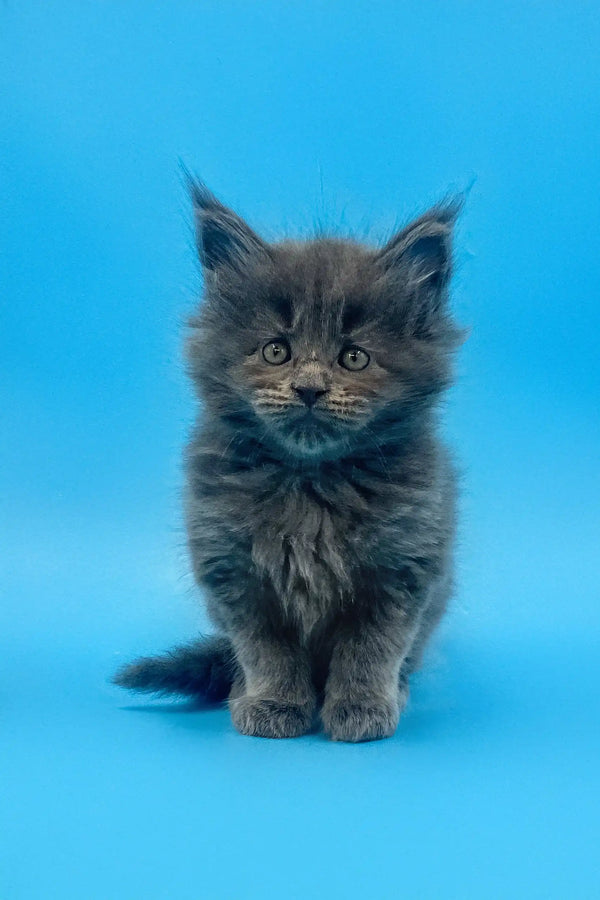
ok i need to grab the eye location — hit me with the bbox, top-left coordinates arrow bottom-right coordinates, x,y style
338,346 -> 370,371
262,340 -> 291,365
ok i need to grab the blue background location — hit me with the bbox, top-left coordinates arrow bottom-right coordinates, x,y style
2,2 -> 599,897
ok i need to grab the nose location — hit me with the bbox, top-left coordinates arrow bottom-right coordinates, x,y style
293,386 -> 328,407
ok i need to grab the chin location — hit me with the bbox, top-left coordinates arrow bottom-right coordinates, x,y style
270,417 -> 347,461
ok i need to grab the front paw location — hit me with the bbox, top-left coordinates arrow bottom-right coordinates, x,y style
322,697 -> 400,742
230,697 -> 313,739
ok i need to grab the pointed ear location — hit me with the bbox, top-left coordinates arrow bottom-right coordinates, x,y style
377,200 -> 461,301
188,179 -> 268,272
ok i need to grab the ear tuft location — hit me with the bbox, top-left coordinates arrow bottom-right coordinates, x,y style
185,175 -> 268,272
377,198 -> 462,335
378,198 -> 461,287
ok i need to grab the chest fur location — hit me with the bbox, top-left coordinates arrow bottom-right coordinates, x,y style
250,481 -> 359,633
191,437 -> 450,637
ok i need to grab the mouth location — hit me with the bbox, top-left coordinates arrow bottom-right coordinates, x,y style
289,405 -> 336,431
290,403 -> 331,422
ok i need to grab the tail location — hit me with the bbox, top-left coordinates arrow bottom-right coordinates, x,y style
113,634 -> 237,702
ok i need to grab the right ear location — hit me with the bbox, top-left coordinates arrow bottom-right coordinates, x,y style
188,178 -> 269,272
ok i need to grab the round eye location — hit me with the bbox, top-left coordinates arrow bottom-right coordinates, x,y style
262,340 -> 291,365
339,346 -> 370,371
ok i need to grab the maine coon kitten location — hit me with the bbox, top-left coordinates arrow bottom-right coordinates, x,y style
115,182 -> 464,742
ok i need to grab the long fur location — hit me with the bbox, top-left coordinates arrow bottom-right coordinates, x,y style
115,183 -> 464,742
114,635 -> 237,702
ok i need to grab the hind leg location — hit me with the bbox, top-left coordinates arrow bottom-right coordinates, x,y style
400,572 -> 453,682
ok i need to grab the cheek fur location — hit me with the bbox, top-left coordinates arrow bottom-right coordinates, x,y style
324,366 -> 390,420
239,356 -> 297,414
325,385 -> 370,419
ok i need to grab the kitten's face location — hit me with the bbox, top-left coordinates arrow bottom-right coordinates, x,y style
230,243 -> 419,458
188,183 -> 460,461
243,330 -> 382,459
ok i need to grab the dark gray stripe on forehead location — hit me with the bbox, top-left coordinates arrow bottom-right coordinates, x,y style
270,237 -> 375,340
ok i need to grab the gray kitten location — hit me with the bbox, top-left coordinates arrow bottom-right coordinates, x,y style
115,182 -> 464,742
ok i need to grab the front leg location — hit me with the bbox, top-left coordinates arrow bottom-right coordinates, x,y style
189,531 -> 316,739
322,588 -> 423,742
229,626 -> 316,739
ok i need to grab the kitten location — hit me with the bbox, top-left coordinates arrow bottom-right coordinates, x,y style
114,182 -> 464,742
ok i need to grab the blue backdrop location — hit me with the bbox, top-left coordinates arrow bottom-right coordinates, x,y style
2,3 -> 599,897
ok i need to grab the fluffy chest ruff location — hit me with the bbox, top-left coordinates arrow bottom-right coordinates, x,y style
250,478 -> 358,635
188,431 -> 449,644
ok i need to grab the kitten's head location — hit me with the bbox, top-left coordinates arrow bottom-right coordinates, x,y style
187,182 -> 463,461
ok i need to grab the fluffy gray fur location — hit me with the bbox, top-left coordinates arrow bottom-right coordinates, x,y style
114,182 -> 464,742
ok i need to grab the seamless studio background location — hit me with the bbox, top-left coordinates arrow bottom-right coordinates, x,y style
2,2 -> 599,898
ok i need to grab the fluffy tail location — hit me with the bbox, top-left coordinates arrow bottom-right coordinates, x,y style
113,635 -> 237,702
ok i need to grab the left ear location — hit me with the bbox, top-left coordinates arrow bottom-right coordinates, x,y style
377,200 -> 461,313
